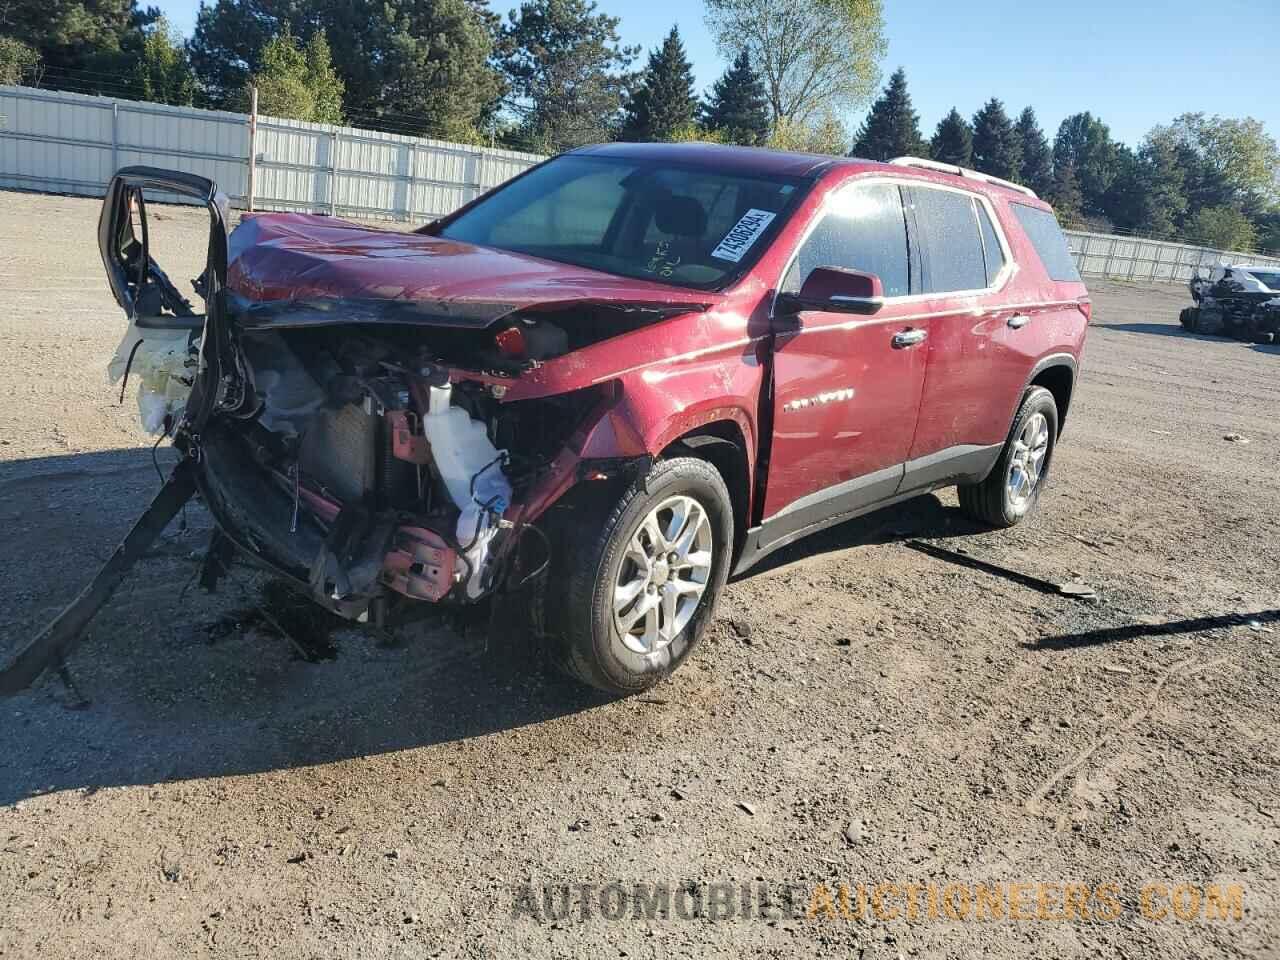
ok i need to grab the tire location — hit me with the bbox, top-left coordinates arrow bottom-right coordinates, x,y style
958,386 -> 1058,528
543,457 -> 733,695
1179,307 -> 1199,332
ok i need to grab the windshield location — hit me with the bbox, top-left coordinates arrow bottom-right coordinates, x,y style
437,155 -> 806,290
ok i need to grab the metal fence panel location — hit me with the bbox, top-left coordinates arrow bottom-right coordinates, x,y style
1064,229 -> 1280,284
8,85 -> 1280,281
1,85 -> 542,221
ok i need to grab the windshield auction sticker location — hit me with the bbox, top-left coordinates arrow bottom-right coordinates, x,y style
711,208 -> 777,262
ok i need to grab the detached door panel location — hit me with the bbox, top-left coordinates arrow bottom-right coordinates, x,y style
763,182 -> 928,535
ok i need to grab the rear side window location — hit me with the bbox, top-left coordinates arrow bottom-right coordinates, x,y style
1010,203 -> 1081,282
976,202 -> 1006,286
908,186 -> 988,293
782,182 -> 910,296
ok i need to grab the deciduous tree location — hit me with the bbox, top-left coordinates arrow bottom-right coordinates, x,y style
248,29 -> 345,124
131,17 -> 195,106
0,35 -> 40,85
704,0 -> 885,124
1186,205 -> 1257,252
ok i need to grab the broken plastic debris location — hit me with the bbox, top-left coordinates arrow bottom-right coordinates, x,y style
108,321 -> 198,434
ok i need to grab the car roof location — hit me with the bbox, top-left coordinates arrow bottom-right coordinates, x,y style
566,142 -> 1049,205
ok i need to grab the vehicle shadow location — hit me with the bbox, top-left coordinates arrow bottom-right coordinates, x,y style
0,448 -> 608,807
1102,322 -> 1224,342
1023,609 -> 1280,651
736,492 -> 985,580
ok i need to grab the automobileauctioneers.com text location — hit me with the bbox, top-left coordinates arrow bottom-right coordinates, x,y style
511,880 -> 1245,923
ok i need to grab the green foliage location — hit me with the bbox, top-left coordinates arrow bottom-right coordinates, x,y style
1052,112 -> 1119,215
850,67 -> 925,161
191,0 -> 501,140
768,111 -> 849,156
666,122 -> 727,144
970,98 -> 1020,180
2,0 -> 156,80
1186,205 -> 1257,252
0,35 -> 41,85
1048,162 -> 1084,226
1014,107 -> 1053,196
929,108 -> 972,167
497,0 -> 637,151
621,26 -> 697,142
131,18 -> 195,106
701,50 -> 770,146
1103,139 -> 1186,239
704,0 -> 885,123
1147,113 -> 1280,211
248,30 -> 345,124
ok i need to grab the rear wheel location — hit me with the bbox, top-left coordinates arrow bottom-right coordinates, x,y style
1179,307 -> 1199,331
544,457 -> 733,694
958,386 -> 1058,528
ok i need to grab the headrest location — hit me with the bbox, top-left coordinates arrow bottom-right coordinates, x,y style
654,194 -> 707,237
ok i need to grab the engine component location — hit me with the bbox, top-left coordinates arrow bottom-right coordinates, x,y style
419,379 -> 512,599
382,526 -> 457,601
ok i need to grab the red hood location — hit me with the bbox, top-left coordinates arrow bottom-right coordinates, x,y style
227,214 -> 717,321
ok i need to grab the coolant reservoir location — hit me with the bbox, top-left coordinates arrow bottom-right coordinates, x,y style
420,383 -> 512,598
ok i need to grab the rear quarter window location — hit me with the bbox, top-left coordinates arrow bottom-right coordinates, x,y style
1010,203 -> 1081,282
907,186 -> 989,293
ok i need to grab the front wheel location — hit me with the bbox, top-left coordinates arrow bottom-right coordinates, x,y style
958,386 -> 1058,528
545,457 -> 733,694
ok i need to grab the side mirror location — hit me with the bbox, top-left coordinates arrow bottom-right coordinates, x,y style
778,266 -> 885,315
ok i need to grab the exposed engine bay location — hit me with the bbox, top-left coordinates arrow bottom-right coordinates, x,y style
195,317 -> 592,621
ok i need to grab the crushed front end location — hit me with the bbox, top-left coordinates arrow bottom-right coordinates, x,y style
193,315 -> 599,625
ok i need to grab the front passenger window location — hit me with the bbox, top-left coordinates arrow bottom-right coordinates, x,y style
782,183 -> 909,296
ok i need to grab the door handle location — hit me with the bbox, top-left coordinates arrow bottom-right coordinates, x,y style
891,328 -> 927,348
1007,313 -> 1031,329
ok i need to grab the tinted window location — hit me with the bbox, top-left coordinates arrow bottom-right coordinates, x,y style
782,183 -> 909,296
909,186 -> 987,293
439,155 -> 803,290
1010,203 -> 1081,282
976,201 -> 1006,286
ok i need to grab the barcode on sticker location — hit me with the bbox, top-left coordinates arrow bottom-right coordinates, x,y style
710,209 -> 777,262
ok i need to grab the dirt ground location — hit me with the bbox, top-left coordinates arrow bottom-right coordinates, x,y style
1,190 -> 1277,959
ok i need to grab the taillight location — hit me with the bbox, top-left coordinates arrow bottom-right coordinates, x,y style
1078,299 -> 1092,323
494,325 -> 526,358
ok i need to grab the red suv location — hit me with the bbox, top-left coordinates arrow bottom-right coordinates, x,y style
0,144 -> 1089,698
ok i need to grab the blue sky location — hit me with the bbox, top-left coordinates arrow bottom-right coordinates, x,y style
155,0 -> 1277,147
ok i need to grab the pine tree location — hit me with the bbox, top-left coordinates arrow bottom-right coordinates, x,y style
971,98 -> 1021,180
850,67 -> 925,161
621,25 -> 698,142
929,108 -> 973,166
1014,106 -> 1053,195
701,50 -> 770,146
1049,162 -> 1084,225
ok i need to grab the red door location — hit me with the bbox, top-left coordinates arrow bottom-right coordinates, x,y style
760,179 -> 928,530
763,307 -> 929,526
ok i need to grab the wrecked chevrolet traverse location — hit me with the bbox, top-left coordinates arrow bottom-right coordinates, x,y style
0,144 -> 1089,697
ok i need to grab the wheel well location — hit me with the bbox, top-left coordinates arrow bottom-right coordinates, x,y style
662,422 -> 750,562
1030,364 -> 1074,433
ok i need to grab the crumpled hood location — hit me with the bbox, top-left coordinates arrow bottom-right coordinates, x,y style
227,213 -> 716,327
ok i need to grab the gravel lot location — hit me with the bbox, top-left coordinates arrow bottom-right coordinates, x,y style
1,191 -> 1278,959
